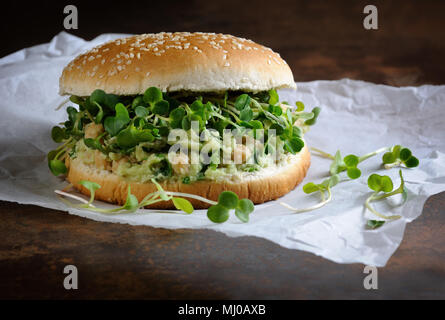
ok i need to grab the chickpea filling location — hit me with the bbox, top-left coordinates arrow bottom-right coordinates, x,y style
49,87 -> 320,184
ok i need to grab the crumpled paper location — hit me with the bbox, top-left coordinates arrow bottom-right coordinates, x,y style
1,32 -> 444,267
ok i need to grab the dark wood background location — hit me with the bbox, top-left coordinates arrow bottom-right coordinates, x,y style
0,0 -> 444,299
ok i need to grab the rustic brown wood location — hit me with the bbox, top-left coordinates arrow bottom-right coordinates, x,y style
0,0 -> 444,299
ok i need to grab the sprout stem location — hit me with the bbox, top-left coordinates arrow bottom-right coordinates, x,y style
164,191 -> 218,205
226,104 -> 241,115
221,107 -> 241,122
279,187 -> 332,213
358,147 -> 390,163
55,190 -> 96,207
384,160 -> 402,170
310,147 -> 335,160
54,145 -> 69,160
364,192 -> 401,220
84,110 -> 95,123
55,98 -> 70,111
211,112 -> 239,128
156,115 -> 170,122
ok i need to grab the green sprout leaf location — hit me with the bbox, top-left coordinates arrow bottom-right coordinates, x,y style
304,107 -> 321,125
151,178 -> 170,201
365,171 -> 406,221
83,137 -> 104,152
135,106 -> 150,118
283,137 -> 304,154
143,87 -> 163,105
347,167 -> 361,179
218,191 -> 239,209
122,186 -> 139,212
367,174 -> 393,192
268,105 -> 283,116
172,197 -> 194,214
382,145 -> 419,168
170,107 -> 186,128
344,154 -> 359,167
328,152 -> 361,179
95,103 -> 104,124
249,120 -> 263,129
239,107 -> 253,122
380,176 -> 394,192
268,89 -> 279,105
79,180 -> 101,204
405,156 -> 419,168
295,101 -> 305,111
367,174 -> 382,192
235,198 -> 254,222
90,89 -> 107,105
116,124 -> 154,148
303,182 -> 323,194
131,96 -> 145,109
329,151 -> 343,175
399,148 -> 412,161
51,126 -> 67,143
49,159 -> 67,176
152,100 -> 169,115
79,180 -> 101,192
69,95 -> 84,105
382,152 -> 396,164
234,94 -> 251,111
207,204 -> 230,223
104,103 -> 130,136
104,94 -> 119,110
367,220 -> 385,229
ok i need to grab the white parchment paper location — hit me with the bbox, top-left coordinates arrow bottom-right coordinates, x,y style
1,32 -> 444,267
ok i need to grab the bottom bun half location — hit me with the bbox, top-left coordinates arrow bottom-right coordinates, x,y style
66,146 -> 311,209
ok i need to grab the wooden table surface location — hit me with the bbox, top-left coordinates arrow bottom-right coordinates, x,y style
1,0 -> 444,299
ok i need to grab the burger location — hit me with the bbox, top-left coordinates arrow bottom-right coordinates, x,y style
49,32 -> 318,209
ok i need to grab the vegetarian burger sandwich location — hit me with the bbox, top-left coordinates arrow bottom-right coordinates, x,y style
50,32 -> 319,209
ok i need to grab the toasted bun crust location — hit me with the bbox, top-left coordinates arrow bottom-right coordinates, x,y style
66,146 -> 310,209
60,32 -> 296,96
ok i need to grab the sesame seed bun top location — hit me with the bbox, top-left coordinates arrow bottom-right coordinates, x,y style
59,32 -> 296,96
